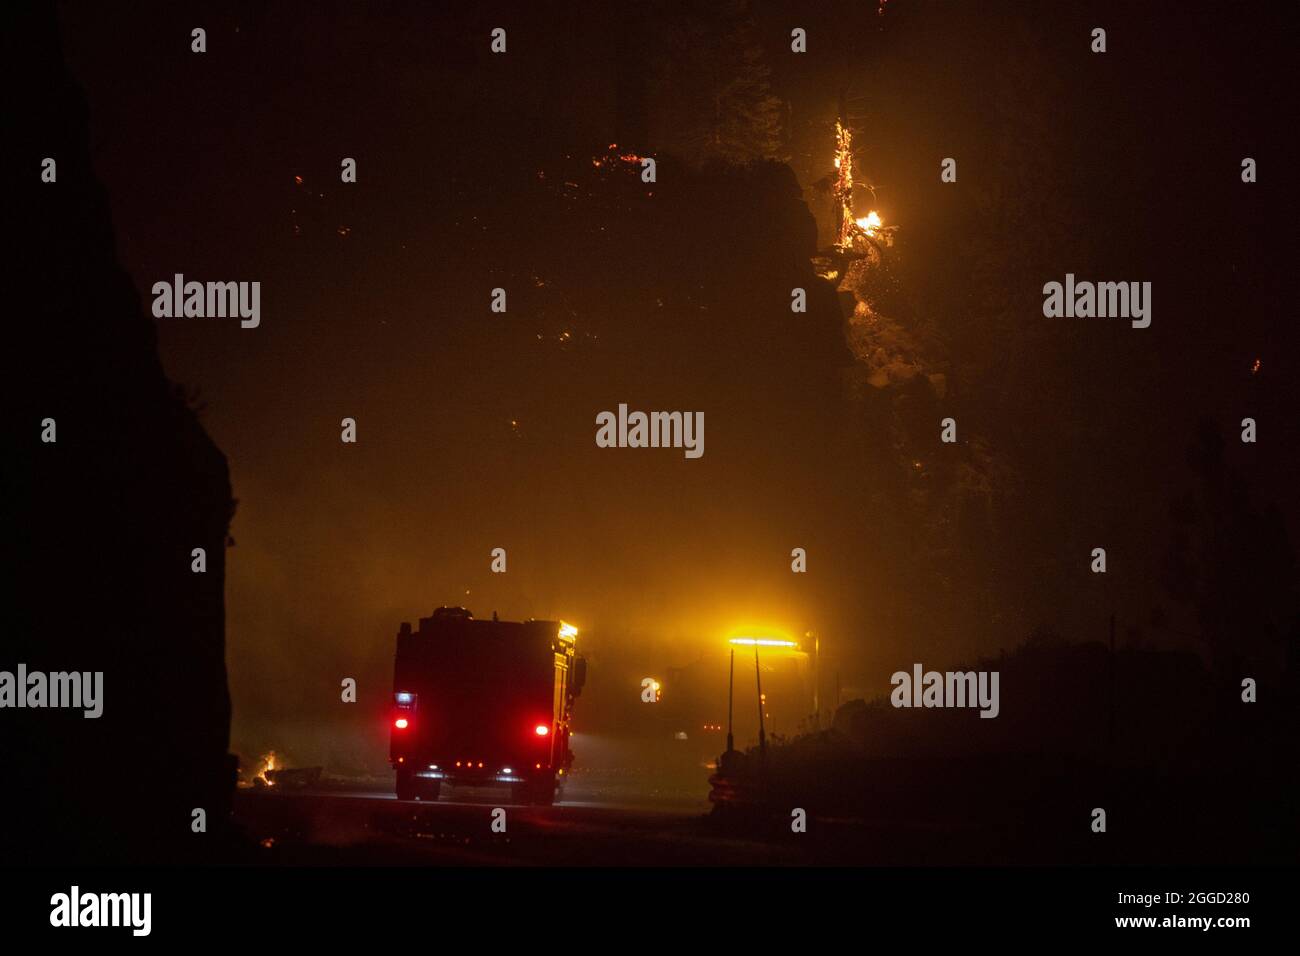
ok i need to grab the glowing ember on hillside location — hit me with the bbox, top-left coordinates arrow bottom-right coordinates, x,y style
591,143 -> 647,170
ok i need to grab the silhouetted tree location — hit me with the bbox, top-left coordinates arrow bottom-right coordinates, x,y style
647,0 -> 784,166
1163,420 -> 1296,681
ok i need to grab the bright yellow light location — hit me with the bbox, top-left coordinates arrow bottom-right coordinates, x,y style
729,637 -> 798,648
558,622 -> 578,641
855,210 -> 883,236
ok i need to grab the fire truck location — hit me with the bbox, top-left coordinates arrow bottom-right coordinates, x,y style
390,607 -> 586,805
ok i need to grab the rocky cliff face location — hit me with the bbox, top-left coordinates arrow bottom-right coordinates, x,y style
5,2 -> 235,862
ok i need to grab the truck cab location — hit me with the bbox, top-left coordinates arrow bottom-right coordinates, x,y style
390,608 -> 586,805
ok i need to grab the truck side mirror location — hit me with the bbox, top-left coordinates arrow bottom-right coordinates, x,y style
573,657 -> 587,695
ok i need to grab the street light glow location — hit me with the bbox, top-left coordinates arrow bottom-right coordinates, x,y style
729,637 -> 798,648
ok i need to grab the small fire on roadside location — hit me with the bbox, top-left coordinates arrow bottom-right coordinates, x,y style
251,751 -> 278,788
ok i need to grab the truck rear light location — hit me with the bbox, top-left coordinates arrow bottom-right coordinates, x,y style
394,717 -> 409,729
534,724 -> 550,736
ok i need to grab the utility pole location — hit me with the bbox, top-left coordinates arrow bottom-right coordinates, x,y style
726,648 -> 735,755
810,630 -> 821,731
755,647 -> 767,758
1108,612 -> 1116,752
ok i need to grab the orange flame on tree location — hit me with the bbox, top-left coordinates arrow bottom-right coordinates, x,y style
833,121 -> 885,246
253,751 -> 278,787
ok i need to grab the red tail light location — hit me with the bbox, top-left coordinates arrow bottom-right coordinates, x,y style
394,717 -> 409,729
534,724 -> 550,736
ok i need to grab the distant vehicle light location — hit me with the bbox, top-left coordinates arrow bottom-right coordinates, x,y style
502,767 -> 513,774
534,724 -> 550,736
394,717 -> 409,729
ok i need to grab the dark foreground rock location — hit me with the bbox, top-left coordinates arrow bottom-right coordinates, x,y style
4,1 -> 236,863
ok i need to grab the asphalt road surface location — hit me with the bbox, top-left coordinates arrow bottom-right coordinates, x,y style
233,786 -> 806,865
229,780 -> 1017,865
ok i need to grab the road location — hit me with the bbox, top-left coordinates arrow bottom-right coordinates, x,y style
231,785 -> 823,865
229,778 -> 1016,865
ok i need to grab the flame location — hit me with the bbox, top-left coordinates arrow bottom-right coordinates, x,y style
832,121 -> 888,247
254,751 -> 279,787
855,210 -> 883,236
833,121 -> 855,249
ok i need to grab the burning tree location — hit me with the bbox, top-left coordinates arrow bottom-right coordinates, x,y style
818,115 -> 1009,632
830,119 -> 888,252
832,120 -> 857,249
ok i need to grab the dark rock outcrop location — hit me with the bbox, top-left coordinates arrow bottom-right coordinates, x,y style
4,1 -> 235,863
